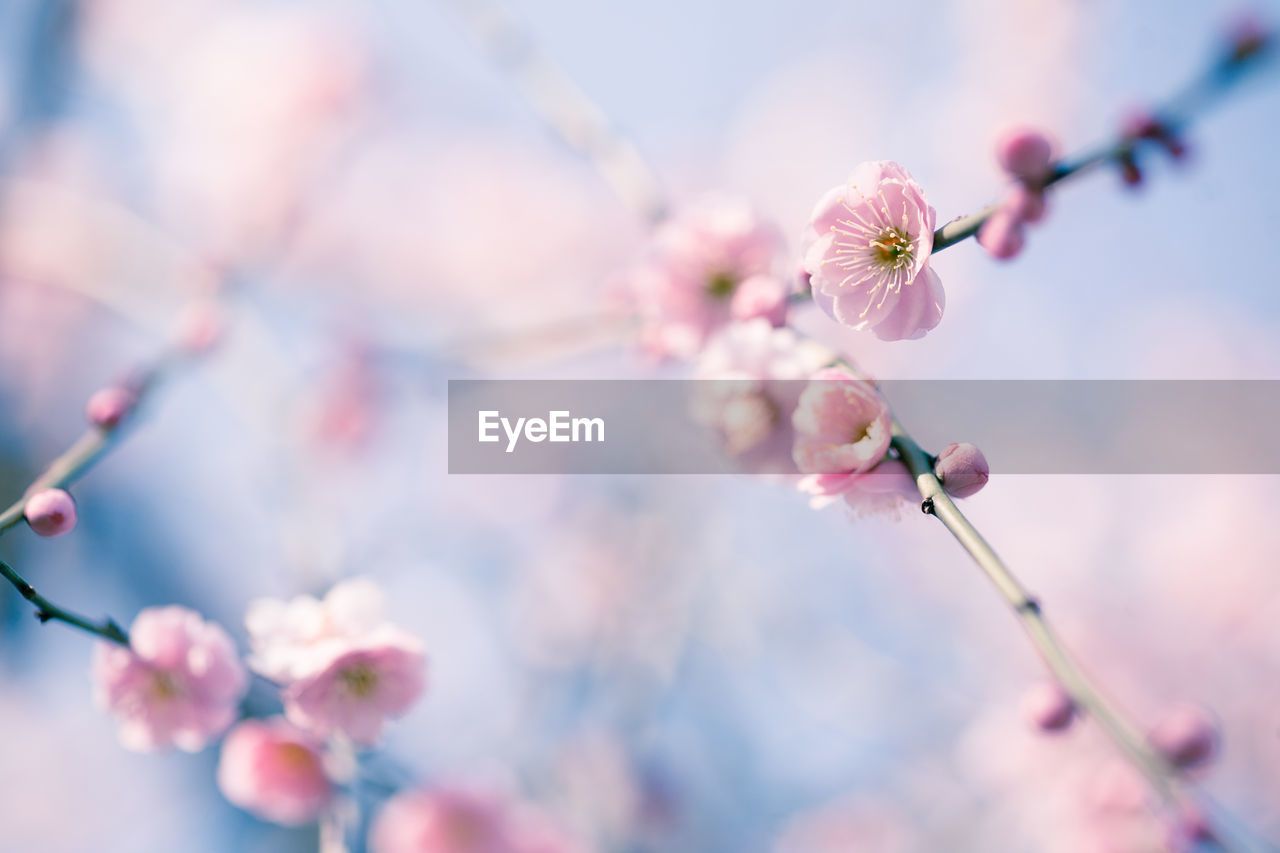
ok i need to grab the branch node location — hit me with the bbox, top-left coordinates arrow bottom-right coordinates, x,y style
920,497 -> 935,515
1016,597 -> 1042,616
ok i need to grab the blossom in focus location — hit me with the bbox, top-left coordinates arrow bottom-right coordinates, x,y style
692,319 -> 834,473
281,630 -> 426,745
791,368 -> 891,475
24,488 -> 78,537
803,161 -> 944,341
217,717 -> 333,826
933,442 -> 990,498
93,606 -> 248,752
627,196 -> 788,359
369,787 -> 586,853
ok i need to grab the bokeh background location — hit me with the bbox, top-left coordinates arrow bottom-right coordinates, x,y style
1,0 -> 1278,850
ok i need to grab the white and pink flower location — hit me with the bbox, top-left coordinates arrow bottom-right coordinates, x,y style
803,161 -> 944,341
217,717 -> 333,826
93,606 -> 248,752
370,787 -> 586,853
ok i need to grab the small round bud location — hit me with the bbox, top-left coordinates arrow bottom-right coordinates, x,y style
1168,803 -> 1216,850
995,127 -> 1054,182
1020,682 -> 1076,733
86,387 -> 136,430
24,488 -> 78,537
934,442 -> 990,497
1149,705 -> 1218,770
977,212 -> 1025,261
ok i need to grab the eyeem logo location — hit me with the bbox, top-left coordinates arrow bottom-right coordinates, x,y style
478,410 -> 605,453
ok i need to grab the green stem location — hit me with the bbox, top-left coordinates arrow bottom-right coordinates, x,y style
0,559 -> 129,645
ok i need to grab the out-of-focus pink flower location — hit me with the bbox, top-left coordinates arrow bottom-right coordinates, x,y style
245,577 -> 389,682
1020,681 -> 1075,733
933,442 -> 990,498
791,368 -> 891,475
93,606 -> 247,752
628,196 -> 788,359
798,461 -> 917,518
994,127 -> 1055,183
692,320 -> 834,472
1002,182 -> 1046,224
803,161 -> 944,341
1148,705 -> 1218,770
280,629 -> 426,745
369,787 -> 586,853
86,387 -> 137,430
24,488 -> 77,537
217,717 -> 333,826
977,210 -> 1025,261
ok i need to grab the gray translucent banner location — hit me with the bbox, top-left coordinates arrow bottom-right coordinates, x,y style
447,380 -> 1280,474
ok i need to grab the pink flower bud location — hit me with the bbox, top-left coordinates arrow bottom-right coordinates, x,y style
1149,705 -> 1218,769
217,718 -> 333,826
729,273 -> 788,327
86,387 -> 136,430
24,488 -> 77,537
1122,109 -> 1187,161
995,127 -> 1054,182
1168,803 -> 1216,851
1002,183 -> 1046,225
934,442 -> 989,498
977,211 -> 1025,260
1020,682 -> 1075,732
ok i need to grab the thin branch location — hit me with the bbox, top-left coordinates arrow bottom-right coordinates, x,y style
931,37 -> 1273,253
0,558 -> 129,645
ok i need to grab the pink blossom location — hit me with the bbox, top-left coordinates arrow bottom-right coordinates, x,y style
24,488 -> 77,537
280,628 -> 426,745
1020,681 -> 1075,732
370,787 -> 585,853
629,196 -> 787,359
1148,704 -> 1218,770
692,320 -> 834,472
797,462 -> 917,518
1002,182 -> 1046,224
93,606 -> 248,752
933,442 -> 990,498
803,161 -> 944,341
217,717 -> 333,826
86,386 -> 137,430
245,576 -> 390,682
175,300 -> 224,354
791,368 -> 891,475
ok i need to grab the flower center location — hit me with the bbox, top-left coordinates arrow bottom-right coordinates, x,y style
706,271 -> 737,299
869,227 -> 914,270
149,671 -> 182,701
340,662 -> 379,698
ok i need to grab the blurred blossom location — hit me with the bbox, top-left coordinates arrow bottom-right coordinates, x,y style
217,717 -> 333,826
92,606 -> 247,752
369,786 -> 587,853
692,319 -> 834,472
247,577 -> 427,745
775,797 -> 916,853
627,195 -> 788,359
